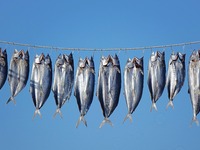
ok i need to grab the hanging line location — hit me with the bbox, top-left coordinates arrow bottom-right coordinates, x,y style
0,40 -> 200,52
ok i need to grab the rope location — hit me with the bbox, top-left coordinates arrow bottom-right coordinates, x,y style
0,40 -> 200,51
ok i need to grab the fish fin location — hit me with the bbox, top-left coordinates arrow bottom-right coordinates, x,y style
53,108 -> 63,118
123,114 -> 133,123
76,115 -> 87,128
191,116 -> 199,126
6,97 -> 16,105
32,109 -> 42,119
99,118 -> 113,128
150,103 -> 158,112
166,101 -> 174,109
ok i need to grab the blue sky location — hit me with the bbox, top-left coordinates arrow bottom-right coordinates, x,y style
0,0 -> 200,150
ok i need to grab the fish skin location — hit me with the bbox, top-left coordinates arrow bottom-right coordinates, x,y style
74,56 -> 95,127
52,53 -> 74,118
147,51 -> 166,111
30,53 -> 52,118
97,54 -> 121,128
123,57 -> 144,123
166,52 -> 186,109
188,50 -> 200,125
7,49 -> 28,104
0,48 -> 8,90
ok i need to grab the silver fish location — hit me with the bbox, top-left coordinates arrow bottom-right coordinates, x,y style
0,48 -> 8,90
52,53 -> 74,118
30,53 -> 52,118
188,50 -> 200,125
7,49 -> 29,104
97,54 -> 121,128
166,52 -> 185,109
74,56 -> 95,128
123,57 -> 144,123
147,51 -> 166,111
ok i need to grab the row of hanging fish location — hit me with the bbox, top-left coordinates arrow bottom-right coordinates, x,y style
0,47 -> 199,127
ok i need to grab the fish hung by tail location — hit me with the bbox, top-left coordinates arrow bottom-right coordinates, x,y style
6,96 -> 16,104
99,117 -> 113,128
123,113 -> 133,123
76,115 -> 87,128
33,109 -> 42,119
53,108 -> 63,118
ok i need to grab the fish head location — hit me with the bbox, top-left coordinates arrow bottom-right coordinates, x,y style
78,58 -> 86,68
0,48 -> 7,58
101,56 -> 110,66
86,56 -> 95,68
64,53 -> 74,68
86,56 -> 95,73
177,52 -> 186,63
190,51 -> 199,63
125,58 -> 134,69
35,53 -> 45,64
23,50 -> 29,61
157,51 -> 165,61
150,52 -> 157,62
45,54 -> 52,66
136,57 -> 144,67
56,54 -> 64,66
111,54 -> 120,67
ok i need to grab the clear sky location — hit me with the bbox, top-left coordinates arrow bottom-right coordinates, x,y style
0,0 -> 200,150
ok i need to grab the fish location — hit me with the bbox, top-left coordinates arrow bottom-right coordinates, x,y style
166,52 -> 186,109
74,56 -> 95,127
97,54 -> 121,128
7,49 -> 29,104
147,51 -> 166,111
52,53 -> 74,118
0,48 -> 8,90
30,53 -> 52,118
123,57 -> 144,123
188,50 -> 200,125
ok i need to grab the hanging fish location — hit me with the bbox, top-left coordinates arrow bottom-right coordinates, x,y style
0,48 -> 8,90
30,53 -> 52,118
188,50 -> 200,125
7,49 -> 29,104
147,51 -> 166,111
123,57 -> 144,123
166,52 -> 186,109
52,53 -> 74,118
74,56 -> 95,128
97,54 -> 121,128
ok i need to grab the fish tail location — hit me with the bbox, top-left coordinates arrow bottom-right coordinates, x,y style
76,115 -> 87,128
166,100 -> 174,110
123,113 -> 133,123
99,117 -> 113,128
150,102 -> 158,112
32,109 -> 42,120
53,108 -> 63,118
6,97 -> 16,105
191,116 -> 199,126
